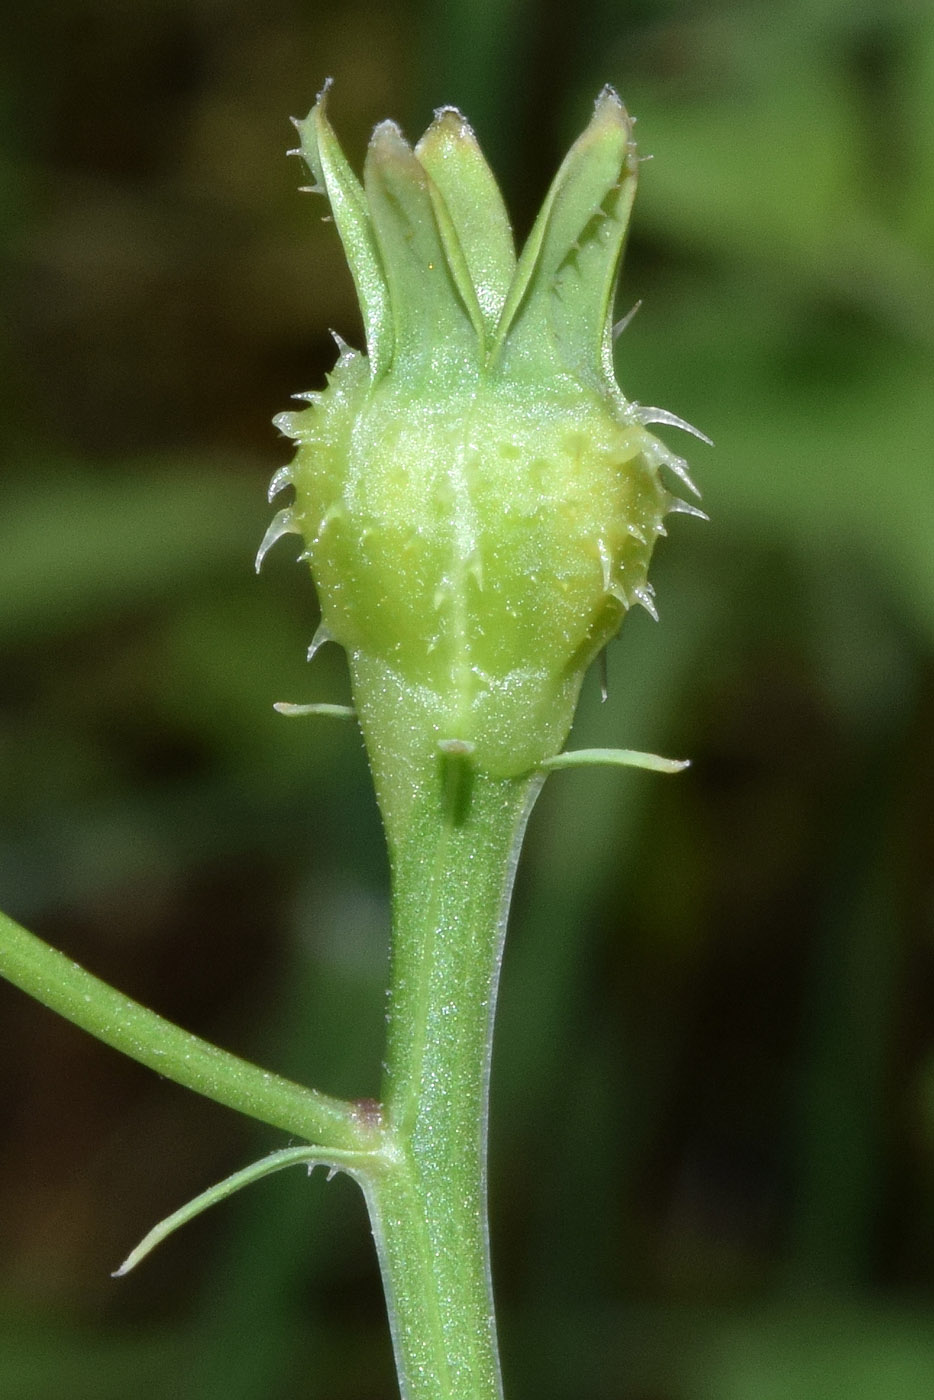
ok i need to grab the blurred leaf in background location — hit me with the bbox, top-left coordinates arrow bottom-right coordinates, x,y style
0,1 -> 932,1397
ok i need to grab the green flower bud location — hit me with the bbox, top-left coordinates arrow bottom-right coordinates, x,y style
260,83 -> 706,804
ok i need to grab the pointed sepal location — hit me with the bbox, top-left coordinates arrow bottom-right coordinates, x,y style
415,108 -> 516,339
493,87 -> 637,385
364,120 -> 484,380
294,83 -> 393,378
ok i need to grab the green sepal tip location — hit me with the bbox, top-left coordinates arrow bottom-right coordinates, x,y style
294,81 -> 393,378
492,86 -> 638,385
364,119 -> 484,380
414,108 -> 516,339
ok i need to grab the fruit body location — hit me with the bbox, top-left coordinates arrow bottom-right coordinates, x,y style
261,86 -> 703,805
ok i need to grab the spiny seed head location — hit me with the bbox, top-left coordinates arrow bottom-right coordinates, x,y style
265,84 -> 705,795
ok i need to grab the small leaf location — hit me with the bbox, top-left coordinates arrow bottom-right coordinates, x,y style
295,84 -> 393,379
273,701 -> 356,718
112,1145 -> 371,1276
415,108 -> 516,339
539,747 -> 690,776
493,88 -> 637,384
364,121 -> 483,381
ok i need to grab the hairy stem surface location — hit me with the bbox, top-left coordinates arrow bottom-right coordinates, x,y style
364,764 -> 543,1400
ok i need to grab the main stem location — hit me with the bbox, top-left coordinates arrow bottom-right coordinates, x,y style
364,763 -> 542,1400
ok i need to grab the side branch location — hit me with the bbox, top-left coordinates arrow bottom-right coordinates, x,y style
0,910 -> 367,1151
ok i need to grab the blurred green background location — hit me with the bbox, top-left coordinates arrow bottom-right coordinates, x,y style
1,0 -> 933,1396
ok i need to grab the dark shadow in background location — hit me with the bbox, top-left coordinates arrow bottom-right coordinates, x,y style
0,2 -> 932,1396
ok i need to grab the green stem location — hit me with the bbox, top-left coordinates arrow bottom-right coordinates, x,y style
0,909 -> 366,1151
365,765 -> 543,1400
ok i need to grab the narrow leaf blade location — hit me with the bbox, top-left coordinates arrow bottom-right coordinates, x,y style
113,1148 -> 321,1276
112,1145 -> 372,1276
540,747 -> 690,776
